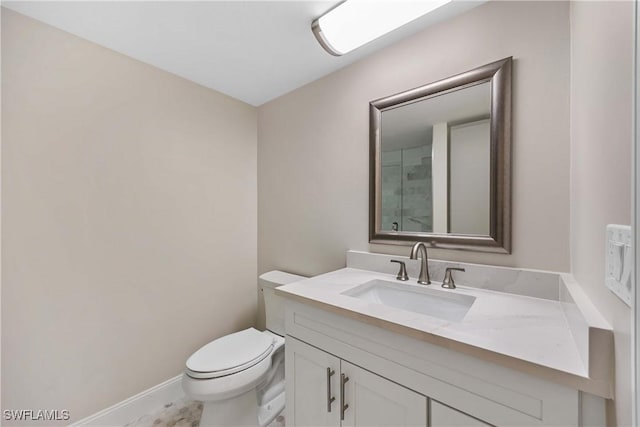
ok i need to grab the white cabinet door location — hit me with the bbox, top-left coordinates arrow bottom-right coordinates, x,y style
286,337 -> 341,427
430,401 -> 491,427
341,361 -> 427,427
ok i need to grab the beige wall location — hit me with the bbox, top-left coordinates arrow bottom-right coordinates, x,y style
3,1 -> 635,425
1,8 -> 257,424
569,2 -> 634,425
258,0 -> 570,279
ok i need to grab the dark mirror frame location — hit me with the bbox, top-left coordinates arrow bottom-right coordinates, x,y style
369,57 -> 512,253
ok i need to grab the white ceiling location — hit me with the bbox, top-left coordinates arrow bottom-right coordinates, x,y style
2,1 -> 483,106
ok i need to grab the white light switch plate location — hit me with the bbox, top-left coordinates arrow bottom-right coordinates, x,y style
605,224 -> 632,307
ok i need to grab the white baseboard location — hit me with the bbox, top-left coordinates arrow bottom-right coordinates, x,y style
70,374 -> 184,427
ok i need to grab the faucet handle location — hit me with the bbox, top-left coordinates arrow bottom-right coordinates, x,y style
442,267 -> 465,289
390,260 -> 409,281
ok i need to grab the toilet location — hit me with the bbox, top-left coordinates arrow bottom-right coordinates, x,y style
182,270 -> 306,427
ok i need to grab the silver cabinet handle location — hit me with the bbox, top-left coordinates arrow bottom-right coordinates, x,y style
326,368 -> 335,412
340,373 -> 349,420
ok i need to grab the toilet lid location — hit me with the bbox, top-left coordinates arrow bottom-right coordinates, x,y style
186,328 -> 274,378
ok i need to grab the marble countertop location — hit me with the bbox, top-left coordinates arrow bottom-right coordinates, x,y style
277,267 -> 589,381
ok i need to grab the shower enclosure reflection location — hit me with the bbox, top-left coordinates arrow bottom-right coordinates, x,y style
381,144 -> 433,232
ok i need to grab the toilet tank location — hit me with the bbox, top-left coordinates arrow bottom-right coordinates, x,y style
260,270 -> 306,336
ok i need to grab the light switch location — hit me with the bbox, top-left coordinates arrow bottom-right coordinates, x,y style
605,224 -> 632,307
612,242 -> 624,281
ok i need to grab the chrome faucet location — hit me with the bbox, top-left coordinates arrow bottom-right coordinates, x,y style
409,242 -> 431,285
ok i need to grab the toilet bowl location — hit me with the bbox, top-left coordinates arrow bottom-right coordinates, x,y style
182,271 -> 306,427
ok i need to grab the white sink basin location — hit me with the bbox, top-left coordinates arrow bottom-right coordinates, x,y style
342,279 -> 476,322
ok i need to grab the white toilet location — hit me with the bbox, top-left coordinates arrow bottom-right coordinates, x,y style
182,270 -> 305,427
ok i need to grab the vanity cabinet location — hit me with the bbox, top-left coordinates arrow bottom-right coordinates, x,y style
284,300 -> 584,427
286,337 -> 428,427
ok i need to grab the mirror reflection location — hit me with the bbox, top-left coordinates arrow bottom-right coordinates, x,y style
380,82 -> 491,235
370,57 -> 511,253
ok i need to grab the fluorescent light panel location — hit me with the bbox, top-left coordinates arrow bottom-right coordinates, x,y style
313,0 -> 452,56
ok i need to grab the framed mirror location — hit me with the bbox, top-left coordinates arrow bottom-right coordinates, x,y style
369,57 -> 512,253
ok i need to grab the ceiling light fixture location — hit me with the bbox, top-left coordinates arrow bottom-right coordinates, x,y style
312,0 -> 452,56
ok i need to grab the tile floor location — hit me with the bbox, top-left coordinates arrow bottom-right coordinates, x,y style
124,396 -> 285,427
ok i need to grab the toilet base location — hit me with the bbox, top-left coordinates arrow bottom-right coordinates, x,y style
199,389 -> 257,427
198,388 -> 284,427
257,387 -> 285,426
